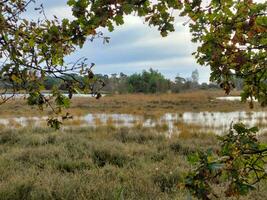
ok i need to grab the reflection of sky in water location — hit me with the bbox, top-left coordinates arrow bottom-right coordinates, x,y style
180,112 -> 266,128
1,95 -> 254,101
0,94 -> 100,99
0,111 -> 266,135
216,96 -> 257,102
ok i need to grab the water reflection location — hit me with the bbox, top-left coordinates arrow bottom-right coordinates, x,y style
0,93 -> 99,99
216,96 -> 257,101
216,96 -> 242,101
0,111 -> 266,135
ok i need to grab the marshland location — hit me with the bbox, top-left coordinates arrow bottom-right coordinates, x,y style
0,90 -> 267,199
1,0 -> 267,198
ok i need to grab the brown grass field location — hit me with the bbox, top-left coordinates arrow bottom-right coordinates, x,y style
0,90 -> 266,117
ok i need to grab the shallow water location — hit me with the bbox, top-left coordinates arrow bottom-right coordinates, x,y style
0,93 -> 100,99
216,96 -> 257,101
0,111 -> 266,135
216,96 -> 242,101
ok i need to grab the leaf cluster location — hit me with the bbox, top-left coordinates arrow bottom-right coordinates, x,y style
185,123 -> 267,199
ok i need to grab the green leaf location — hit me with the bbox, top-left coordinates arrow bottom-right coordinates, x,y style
114,15 -> 124,26
187,152 -> 200,164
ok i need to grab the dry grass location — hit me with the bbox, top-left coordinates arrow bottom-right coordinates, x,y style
0,90 -> 265,118
0,126 -> 191,199
0,126 -> 266,199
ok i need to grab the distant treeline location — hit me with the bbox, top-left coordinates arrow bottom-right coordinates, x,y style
0,68 -> 244,94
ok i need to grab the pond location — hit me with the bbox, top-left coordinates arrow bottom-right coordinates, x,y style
0,111 -> 266,135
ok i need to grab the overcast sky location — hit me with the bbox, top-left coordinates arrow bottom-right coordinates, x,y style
25,0 -> 264,83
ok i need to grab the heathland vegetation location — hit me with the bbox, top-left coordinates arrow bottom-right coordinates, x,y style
0,90 -> 262,118
0,125 -> 266,200
0,0 -> 266,199
0,90 -> 267,199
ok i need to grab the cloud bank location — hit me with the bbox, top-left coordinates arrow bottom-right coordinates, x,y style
26,0 -> 218,83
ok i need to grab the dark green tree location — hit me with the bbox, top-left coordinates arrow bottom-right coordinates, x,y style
127,68 -> 170,93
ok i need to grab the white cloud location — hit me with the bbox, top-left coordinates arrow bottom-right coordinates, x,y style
24,1 -> 212,82
45,5 -> 74,20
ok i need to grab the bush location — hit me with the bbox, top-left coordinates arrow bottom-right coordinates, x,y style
0,181 -> 35,200
92,149 -> 128,168
152,171 -> 181,193
170,142 -> 195,155
56,160 -> 91,173
150,152 -> 166,162
185,123 -> 267,199
0,131 -> 19,144
115,128 -> 163,144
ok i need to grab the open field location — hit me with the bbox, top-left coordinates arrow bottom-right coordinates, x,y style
0,90 -> 266,117
0,126 -> 266,200
0,90 -> 266,199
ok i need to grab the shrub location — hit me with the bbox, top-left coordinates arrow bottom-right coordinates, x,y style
152,171 -> 181,193
150,152 -> 166,162
92,149 -> 128,168
0,131 -> 19,144
185,123 -> 267,199
0,181 -> 35,200
115,128 -> 163,144
170,142 -> 195,156
56,160 -> 91,173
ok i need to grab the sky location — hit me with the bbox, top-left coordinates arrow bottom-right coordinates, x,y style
25,0 -> 259,83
